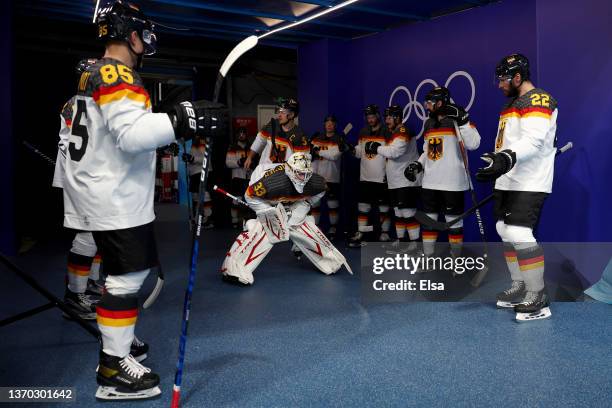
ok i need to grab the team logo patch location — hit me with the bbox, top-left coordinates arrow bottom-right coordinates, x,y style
495,120 -> 506,151
428,137 -> 443,161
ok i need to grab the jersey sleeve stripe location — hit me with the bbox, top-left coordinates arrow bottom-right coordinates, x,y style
93,83 -> 151,108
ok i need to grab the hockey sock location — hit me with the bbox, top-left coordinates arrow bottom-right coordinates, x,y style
515,243 -> 545,292
503,242 -> 522,281
96,292 -> 138,358
357,202 -> 371,232
379,205 -> 390,233
448,227 -> 464,256
67,251 -> 93,294
405,216 -> 420,241
90,253 -> 102,281
421,213 -> 438,256
422,230 -> 438,256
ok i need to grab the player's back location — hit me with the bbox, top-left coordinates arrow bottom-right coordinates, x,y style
63,57 -> 164,231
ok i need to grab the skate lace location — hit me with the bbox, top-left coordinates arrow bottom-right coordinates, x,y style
522,291 -> 538,305
120,355 -> 151,379
504,281 -> 524,295
77,293 -> 95,307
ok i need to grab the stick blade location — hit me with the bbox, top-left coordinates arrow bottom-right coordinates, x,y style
415,211 -> 449,231
143,276 -> 164,309
343,123 -> 353,135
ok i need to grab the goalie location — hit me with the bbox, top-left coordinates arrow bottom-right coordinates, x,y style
221,152 -> 352,285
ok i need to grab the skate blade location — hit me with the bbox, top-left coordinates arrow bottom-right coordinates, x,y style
496,300 -> 520,309
95,385 -> 161,400
515,307 -> 552,322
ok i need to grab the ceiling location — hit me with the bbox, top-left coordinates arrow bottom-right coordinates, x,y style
15,0 -> 499,48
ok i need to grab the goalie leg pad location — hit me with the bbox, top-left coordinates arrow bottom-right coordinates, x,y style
289,216 -> 353,275
258,204 -> 289,244
221,219 -> 273,285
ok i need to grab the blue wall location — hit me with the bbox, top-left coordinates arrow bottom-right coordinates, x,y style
1,0 -> 15,255
298,0 -> 612,243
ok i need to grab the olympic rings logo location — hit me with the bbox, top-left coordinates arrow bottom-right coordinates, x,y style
388,71 -> 476,138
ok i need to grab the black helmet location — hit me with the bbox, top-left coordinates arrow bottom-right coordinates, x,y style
425,86 -> 451,105
276,97 -> 299,116
324,114 -> 337,123
95,0 -> 157,56
496,53 -> 530,81
384,105 -> 403,120
364,104 -> 379,116
75,58 -> 98,76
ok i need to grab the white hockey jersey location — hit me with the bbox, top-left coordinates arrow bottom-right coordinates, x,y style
377,124 -> 421,189
53,97 -> 75,189
225,141 -> 249,180
494,88 -> 558,193
250,121 -> 310,166
354,125 -> 389,183
311,132 -> 342,183
419,118 -> 481,191
63,57 -> 175,231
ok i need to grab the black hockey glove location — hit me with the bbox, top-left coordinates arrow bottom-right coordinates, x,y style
238,156 -> 246,167
310,145 -> 321,159
404,161 -> 423,182
169,101 -> 200,141
438,103 -> 469,126
476,150 -> 516,182
364,141 -> 381,155
182,153 -> 194,163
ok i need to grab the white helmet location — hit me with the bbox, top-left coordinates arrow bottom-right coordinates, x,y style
285,152 -> 313,193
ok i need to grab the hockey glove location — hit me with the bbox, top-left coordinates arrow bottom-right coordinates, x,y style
404,161 -> 423,182
437,103 -> 469,126
182,153 -> 194,163
170,101 -> 199,141
364,141 -> 381,155
238,156 -> 246,167
310,145 -> 321,160
476,150 -> 516,182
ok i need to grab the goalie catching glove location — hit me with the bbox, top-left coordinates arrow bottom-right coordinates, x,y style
476,150 -> 516,182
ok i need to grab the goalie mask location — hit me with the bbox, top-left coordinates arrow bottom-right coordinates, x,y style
285,152 -> 313,193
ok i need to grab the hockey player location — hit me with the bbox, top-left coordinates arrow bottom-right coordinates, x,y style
221,152 -> 352,285
54,90 -> 103,320
367,105 -> 422,253
225,126 -> 254,228
405,87 -> 481,261
243,97 -> 309,170
348,104 -> 390,247
310,115 -> 342,239
63,1 -> 208,399
183,134 -> 214,229
476,54 -> 558,322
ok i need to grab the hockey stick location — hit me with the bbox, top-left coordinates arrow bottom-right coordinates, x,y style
453,121 -> 490,287
22,141 -> 57,166
213,185 -> 248,207
415,141 -> 574,232
181,141 -> 192,226
171,38 -> 255,408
